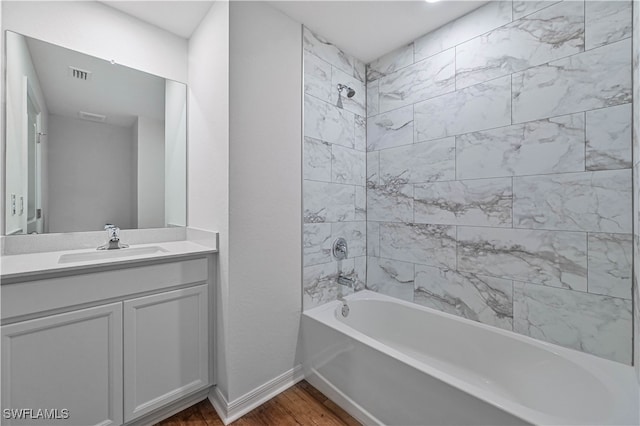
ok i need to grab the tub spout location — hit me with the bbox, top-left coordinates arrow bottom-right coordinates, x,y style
337,274 -> 355,288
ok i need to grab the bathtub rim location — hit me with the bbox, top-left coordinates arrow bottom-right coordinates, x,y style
303,290 -> 638,426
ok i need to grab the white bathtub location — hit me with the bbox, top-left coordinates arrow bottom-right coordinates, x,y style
301,290 -> 638,425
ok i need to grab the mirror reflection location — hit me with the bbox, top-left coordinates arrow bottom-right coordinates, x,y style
5,31 -> 187,235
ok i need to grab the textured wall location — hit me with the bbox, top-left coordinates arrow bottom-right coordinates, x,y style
226,2 -> 303,401
632,0 -> 639,377
48,115 -> 135,232
366,0 -> 633,364
303,28 -> 367,309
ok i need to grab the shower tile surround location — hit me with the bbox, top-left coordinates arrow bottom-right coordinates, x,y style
303,1 -> 634,364
632,0 -> 639,381
303,28 -> 367,308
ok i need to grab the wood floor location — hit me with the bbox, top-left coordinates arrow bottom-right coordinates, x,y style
156,381 -> 361,426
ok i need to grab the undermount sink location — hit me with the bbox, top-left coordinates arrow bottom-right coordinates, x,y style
58,246 -> 169,264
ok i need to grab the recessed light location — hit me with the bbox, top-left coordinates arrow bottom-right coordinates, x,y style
425,0 -> 441,3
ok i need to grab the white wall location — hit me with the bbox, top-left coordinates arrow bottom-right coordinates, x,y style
5,31 -> 49,234
1,0 -> 189,237
165,80 -> 187,227
47,114 -> 134,232
227,1 -> 302,401
189,0 -> 303,404
136,116 -> 165,228
188,0 -> 230,398
131,124 -> 138,228
1,1 -> 187,82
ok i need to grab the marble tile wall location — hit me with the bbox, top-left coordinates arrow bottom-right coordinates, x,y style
303,28 -> 367,309
366,0 -> 633,364
632,0 -> 639,380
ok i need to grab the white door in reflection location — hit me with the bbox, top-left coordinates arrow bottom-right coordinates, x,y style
26,93 -> 43,234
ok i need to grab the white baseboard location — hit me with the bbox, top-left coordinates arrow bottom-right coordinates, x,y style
127,387 -> 210,426
209,365 -> 304,425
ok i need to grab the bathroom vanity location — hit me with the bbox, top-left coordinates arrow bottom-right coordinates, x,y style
1,239 -> 216,426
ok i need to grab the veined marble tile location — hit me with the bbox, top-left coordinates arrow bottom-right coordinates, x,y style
367,180 -> 413,223
414,178 -> 512,227
367,257 -> 415,302
303,223 -> 332,266
634,235 -> 640,374
303,137 -> 331,182
513,282 -> 632,364
379,48 -> 455,113
354,115 -> 366,152
332,221 -> 366,259
367,105 -> 413,151
332,145 -> 366,186
634,0 -> 640,374
367,222 -> 380,256
367,80 -> 379,117
353,60 -> 366,83
456,113 -> 586,180
414,1 -> 512,62
367,43 -> 414,82
512,1 -> 560,20
379,137 -> 455,184
367,151 -> 380,186
457,226 -> 587,290
304,95 -> 355,148
513,169 -> 632,233
414,265 -> 513,330
303,258 -> 355,310
354,256 -> 366,291
586,104 -> 632,171
304,51 -> 332,103
456,1 -> 584,89
585,1 -> 632,50
303,27 -> 356,78
588,233 -> 632,300
303,180 -> 355,223
380,222 -> 456,269
355,186 -> 366,221
512,39 -> 632,124
634,2 -> 640,167
414,76 -> 511,142
331,66 -> 366,117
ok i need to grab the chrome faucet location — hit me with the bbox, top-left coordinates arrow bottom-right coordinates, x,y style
98,224 -> 129,250
332,238 -> 348,260
336,274 -> 354,317
337,274 -> 355,288
336,273 -> 356,302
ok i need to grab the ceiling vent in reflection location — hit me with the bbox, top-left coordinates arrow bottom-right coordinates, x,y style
78,111 -> 106,122
68,66 -> 92,81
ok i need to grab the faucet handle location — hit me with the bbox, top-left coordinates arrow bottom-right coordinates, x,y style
332,238 -> 348,260
104,224 -> 119,241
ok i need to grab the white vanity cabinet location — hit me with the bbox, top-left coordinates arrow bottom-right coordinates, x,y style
1,253 -> 214,426
1,303 -> 124,426
123,285 -> 209,422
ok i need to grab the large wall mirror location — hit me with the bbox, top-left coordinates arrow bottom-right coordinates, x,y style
4,31 -> 187,235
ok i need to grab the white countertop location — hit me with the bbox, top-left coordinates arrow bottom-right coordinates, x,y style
1,240 -> 217,283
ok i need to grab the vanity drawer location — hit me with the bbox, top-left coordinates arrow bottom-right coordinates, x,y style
1,258 -> 208,322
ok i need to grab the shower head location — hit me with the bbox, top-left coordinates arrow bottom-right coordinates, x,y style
338,84 -> 356,98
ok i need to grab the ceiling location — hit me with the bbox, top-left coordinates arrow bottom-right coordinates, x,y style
100,1 -> 214,39
268,1 -> 488,63
27,36 -> 166,128
100,1 -> 486,65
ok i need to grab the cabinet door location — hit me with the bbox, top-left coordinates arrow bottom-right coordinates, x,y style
1,303 -> 123,426
123,285 -> 209,422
